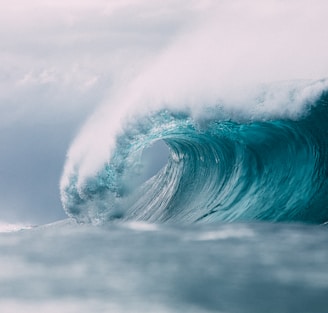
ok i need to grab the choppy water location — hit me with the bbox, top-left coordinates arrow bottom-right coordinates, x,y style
0,220 -> 327,313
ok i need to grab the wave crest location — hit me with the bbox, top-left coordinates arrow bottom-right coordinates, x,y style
60,80 -> 328,224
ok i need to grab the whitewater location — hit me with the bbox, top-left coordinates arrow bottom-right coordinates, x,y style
1,1 -> 328,312
60,79 -> 328,224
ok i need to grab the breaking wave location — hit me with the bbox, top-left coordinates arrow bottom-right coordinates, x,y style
60,79 -> 328,224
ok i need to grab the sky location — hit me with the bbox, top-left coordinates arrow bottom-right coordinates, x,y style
1,0 -> 328,225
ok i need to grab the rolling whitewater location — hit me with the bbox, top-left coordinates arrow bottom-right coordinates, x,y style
61,79 -> 328,225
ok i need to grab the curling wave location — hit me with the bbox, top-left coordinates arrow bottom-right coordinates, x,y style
60,80 -> 328,224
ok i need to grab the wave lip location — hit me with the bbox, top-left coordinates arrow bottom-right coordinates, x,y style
60,80 -> 328,224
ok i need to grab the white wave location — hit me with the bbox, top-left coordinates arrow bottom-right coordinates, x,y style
61,78 -> 328,194
0,222 -> 33,233
61,0 -> 328,197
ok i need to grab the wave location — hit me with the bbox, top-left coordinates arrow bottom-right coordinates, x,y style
60,79 -> 328,224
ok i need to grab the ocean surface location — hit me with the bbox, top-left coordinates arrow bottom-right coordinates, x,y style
1,79 -> 328,312
0,220 -> 327,312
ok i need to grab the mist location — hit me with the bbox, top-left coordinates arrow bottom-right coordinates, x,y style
1,0 -> 328,224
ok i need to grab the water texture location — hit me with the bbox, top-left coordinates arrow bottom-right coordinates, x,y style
61,80 -> 328,225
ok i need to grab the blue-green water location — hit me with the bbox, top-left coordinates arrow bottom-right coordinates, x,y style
61,80 -> 328,225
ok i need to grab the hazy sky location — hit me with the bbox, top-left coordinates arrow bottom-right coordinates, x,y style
1,0 -> 328,224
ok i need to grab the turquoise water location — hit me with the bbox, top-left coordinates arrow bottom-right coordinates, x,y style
61,81 -> 328,225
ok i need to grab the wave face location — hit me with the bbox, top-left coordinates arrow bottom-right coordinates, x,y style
60,80 -> 328,224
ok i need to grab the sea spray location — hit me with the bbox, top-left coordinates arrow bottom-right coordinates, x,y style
61,80 -> 328,224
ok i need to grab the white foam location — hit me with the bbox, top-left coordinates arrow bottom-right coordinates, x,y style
124,221 -> 159,232
194,228 -> 254,241
0,222 -> 33,233
60,0 -> 328,197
